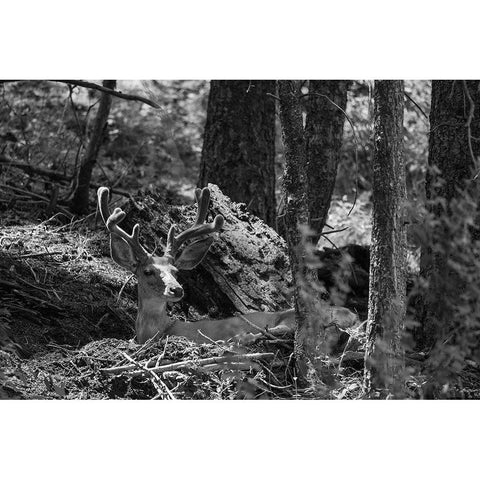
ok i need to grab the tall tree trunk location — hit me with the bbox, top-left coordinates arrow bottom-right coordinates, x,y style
417,80 -> 480,350
364,80 -> 406,396
71,80 -> 116,214
198,80 -> 277,227
278,81 -> 319,376
305,80 -> 349,242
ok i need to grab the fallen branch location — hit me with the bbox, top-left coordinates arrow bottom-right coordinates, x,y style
101,352 -> 274,376
120,352 -> 175,400
0,156 -> 68,182
17,251 -> 63,259
1,184 -> 73,217
0,156 -> 133,200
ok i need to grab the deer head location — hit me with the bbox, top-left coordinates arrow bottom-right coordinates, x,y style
97,186 -> 224,342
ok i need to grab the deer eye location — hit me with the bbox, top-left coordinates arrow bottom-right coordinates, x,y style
144,269 -> 154,276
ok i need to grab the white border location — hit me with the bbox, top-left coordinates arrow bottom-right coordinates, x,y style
1,1 -> 479,477
2,0 -> 480,78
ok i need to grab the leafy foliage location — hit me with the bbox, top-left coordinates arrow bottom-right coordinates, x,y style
0,80 -> 209,205
407,167 -> 480,397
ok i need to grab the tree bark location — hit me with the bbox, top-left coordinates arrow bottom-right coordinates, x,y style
305,81 -> 349,242
71,80 -> 116,214
121,184 -> 293,317
198,80 -> 277,227
277,81 -> 318,373
364,80 -> 406,396
417,80 -> 480,350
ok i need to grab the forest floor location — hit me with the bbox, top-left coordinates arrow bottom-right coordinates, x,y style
1,81 -> 479,400
2,195 -> 480,400
0,81 -> 367,400
0,196 -> 370,400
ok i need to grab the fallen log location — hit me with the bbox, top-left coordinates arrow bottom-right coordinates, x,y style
118,183 -> 293,318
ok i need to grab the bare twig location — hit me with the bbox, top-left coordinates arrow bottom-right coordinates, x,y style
199,362 -> 256,372
52,80 -> 161,109
0,155 -> 69,182
1,184 -> 73,217
116,274 -> 135,303
120,352 -> 175,400
404,91 -> 429,121
266,92 -> 281,102
320,227 -> 349,236
237,313 -> 278,340
0,155 -> 135,201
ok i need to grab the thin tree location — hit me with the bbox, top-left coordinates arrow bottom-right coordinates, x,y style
277,81 -> 311,371
198,80 -> 277,227
278,80 -> 349,375
305,80 -> 349,242
71,80 -> 116,214
364,80 -> 407,396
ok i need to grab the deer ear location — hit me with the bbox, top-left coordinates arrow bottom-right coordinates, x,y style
174,237 -> 214,271
110,234 -> 140,273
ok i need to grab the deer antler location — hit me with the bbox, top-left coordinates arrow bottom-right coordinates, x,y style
97,187 -> 149,261
164,187 -> 224,259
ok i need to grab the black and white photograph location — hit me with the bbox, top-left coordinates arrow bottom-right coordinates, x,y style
1,1 -> 479,478
3,78 -> 479,401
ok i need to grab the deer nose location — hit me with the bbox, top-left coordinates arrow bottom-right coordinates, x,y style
166,286 -> 184,298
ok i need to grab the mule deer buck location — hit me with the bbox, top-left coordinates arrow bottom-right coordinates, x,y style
97,186 -> 357,344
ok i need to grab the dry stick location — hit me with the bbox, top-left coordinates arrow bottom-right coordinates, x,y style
13,276 -> 58,297
242,324 -> 293,346
7,286 -> 64,311
0,156 -> 69,182
155,337 -> 170,368
196,328 -> 233,352
101,352 -> 274,376
50,212 -> 96,233
0,156 -> 135,200
117,274 -> 135,303
404,91 -> 429,121
18,251 -> 63,258
121,352 -> 174,400
200,362 -> 255,372
51,80 -> 161,109
128,331 -> 164,363
258,356 -> 290,389
237,313 -> 278,340
1,184 -> 73,217
320,227 -> 349,236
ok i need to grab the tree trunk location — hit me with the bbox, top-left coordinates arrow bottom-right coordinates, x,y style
198,80 -> 277,227
364,80 -> 406,396
305,80 -> 349,242
417,80 -> 480,350
71,80 -> 116,214
277,80 -> 318,374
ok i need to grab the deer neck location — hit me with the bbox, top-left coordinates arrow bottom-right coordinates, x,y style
136,288 -> 175,343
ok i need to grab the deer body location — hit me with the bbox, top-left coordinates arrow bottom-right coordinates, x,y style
134,262 -> 295,343
98,186 -> 302,344
97,186 -> 358,344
